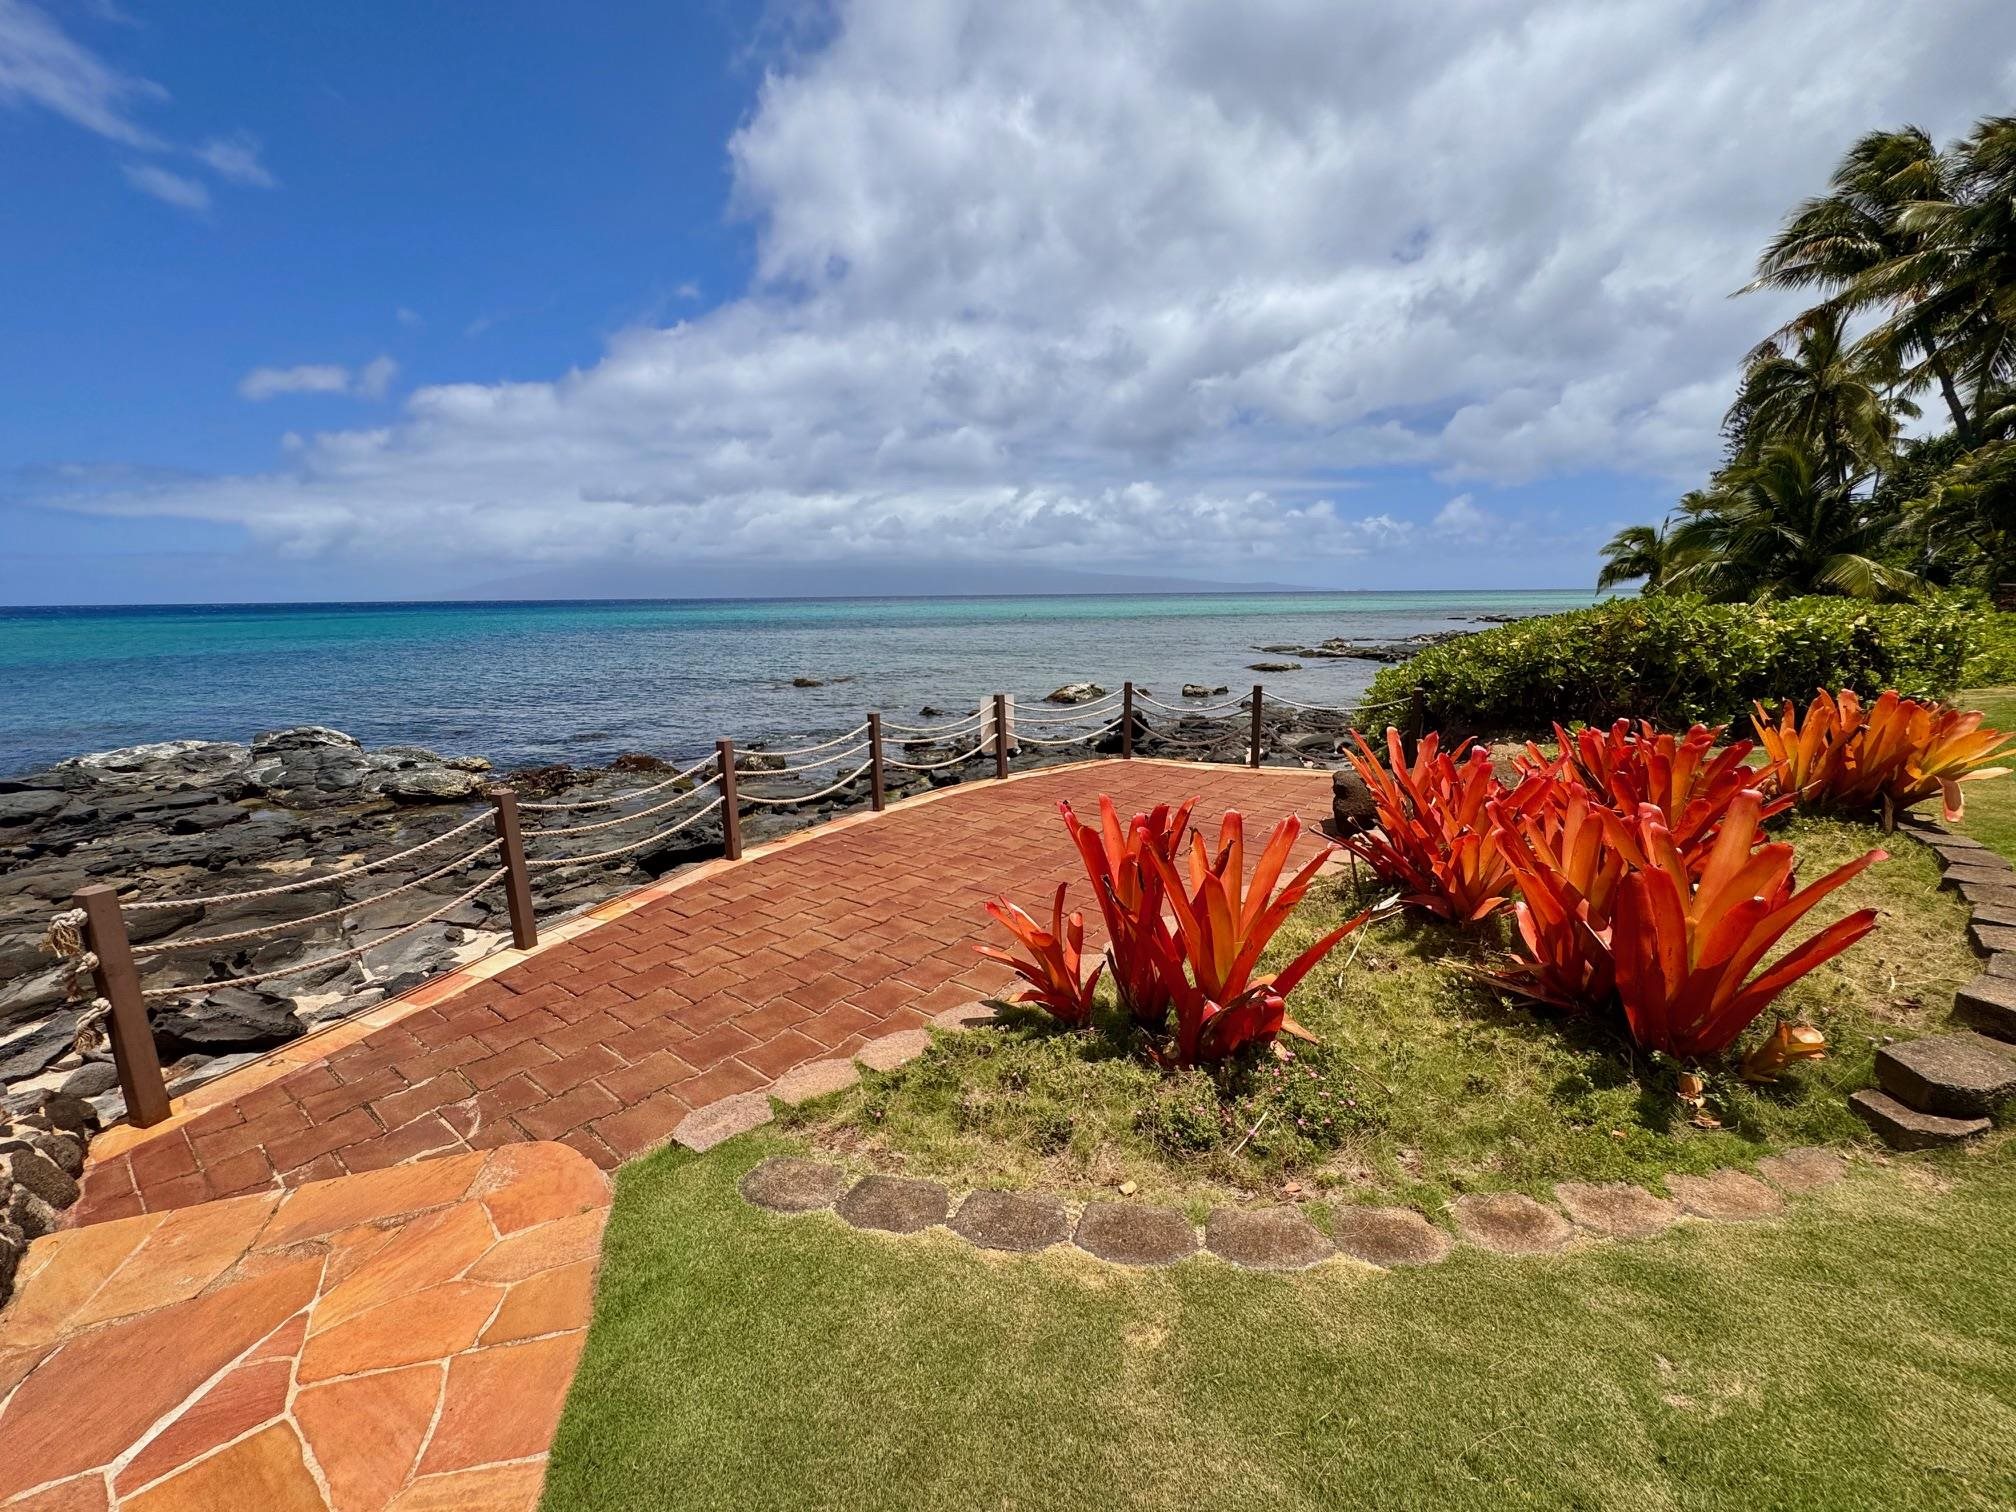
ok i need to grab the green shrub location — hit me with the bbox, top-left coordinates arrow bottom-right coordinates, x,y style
1963,610 -> 2016,688
1363,594 -> 1979,736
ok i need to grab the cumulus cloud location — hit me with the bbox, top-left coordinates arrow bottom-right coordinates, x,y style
1433,495 -> 1494,542
193,131 -> 276,188
35,0 -> 2016,578
238,357 -> 399,402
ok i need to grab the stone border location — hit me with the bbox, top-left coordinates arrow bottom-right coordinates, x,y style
733,1147 -> 1856,1273
84,758 -> 1326,1167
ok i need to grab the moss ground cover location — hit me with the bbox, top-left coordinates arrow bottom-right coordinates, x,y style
783,814 -> 1976,1214
542,1133 -> 2016,1512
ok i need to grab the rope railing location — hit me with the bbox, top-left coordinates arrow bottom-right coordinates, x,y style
516,749 -> 719,812
49,670 -> 1424,1130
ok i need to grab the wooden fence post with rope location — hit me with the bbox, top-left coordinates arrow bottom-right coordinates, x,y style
489,788 -> 538,950
992,693 -> 1010,779
716,740 -> 743,860
1249,684 -> 1264,768
71,884 -> 171,1128
867,712 -> 886,811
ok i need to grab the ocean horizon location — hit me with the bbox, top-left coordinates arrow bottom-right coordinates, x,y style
0,589 -> 1598,777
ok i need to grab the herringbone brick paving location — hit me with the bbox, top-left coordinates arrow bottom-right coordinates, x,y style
72,763 -> 1332,1224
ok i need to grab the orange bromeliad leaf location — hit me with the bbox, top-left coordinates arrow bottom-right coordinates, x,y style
1339,728 -> 1555,922
1557,718 -> 1790,862
977,882 -> 1104,1027
1753,688 -> 2016,822
1480,782 -> 1625,1012
1058,795 -> 1196,1028
1739,1020 -> 1828,1082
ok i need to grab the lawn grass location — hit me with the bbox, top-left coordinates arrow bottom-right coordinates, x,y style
781,813 -> 1979,1216
542,1131 -> 2016,1512
1948,686 -> 2016,863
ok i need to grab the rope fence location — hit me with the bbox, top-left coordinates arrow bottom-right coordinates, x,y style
41,673 -> 1424,1129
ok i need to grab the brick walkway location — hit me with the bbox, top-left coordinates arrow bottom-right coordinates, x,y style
73,762 -> 1333,1224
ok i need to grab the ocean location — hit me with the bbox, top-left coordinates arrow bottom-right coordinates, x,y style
0,591 -> 1595,777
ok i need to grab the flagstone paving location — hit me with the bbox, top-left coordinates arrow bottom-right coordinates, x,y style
0,1142 -> 608,1511
72,763 -> 1333,1223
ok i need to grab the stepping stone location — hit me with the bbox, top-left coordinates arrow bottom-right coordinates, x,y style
771,1057 -> 860,1106
856,1030 -> 932,1072
1850,1088 -> 1991,1149
1971,923 -> 2016,955
1756,1147 -> 1848,1194
1953,975 -> 2016,1040
835,1174 -> 948,1234
1329,1206 -> 1451,1268
1204,1207 -> 1335,1271
739,1157 -> 851,1213
1876,1032 -> 2016,1118
1449,1193 -> 1574,1255
1665,1169 -> 1783,1222
1928,832 -> 1988,854
948,1190 -> 1070,1251
1072,1201 -> 1198,1267
673,1092 -> 774,1153
931,1001 -> 1000,1031
1970,903 -> 2016,930
1552,1181 -> 1679,1239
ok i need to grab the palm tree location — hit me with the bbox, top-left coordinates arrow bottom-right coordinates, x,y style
1596,517 -> 1687,593
1664,443 -> 1918,601
1746,126 -> 1975,442
1725,307 -> 1904,488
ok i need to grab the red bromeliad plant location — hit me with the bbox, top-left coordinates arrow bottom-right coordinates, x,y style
978,883 -> 1104,1027
1556,719 -> 1789,861
1754,688 -> 2016,823
1142,812 -> 1372,1066
1340,728 -> 1553,922
1603,792 -> 1882,1058
1058,795 -> 1196,1028
1483,783 -> 1626,1012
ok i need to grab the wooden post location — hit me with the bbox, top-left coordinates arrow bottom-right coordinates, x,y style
716,739 -> 743,860
992,693 -> 1010,779
1249,684 -> 1264,768
73,884 -> 171,1128
1121,681 -> 1135,759
489,789 -> 538,950
1405,685 -> 1428,764
867,712 -> 886,811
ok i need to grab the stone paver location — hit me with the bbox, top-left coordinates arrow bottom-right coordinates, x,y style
1072,1201 -> 1198,1266
0,1143 -> 607,1511
1955,974 -> 2016,1040
672,1092 -> 774,1153
1329,1206 -> 1452,1267
1552,1181 -> 1679,1240
948,1190 -> 1071,1252
855,1030 -> 933,1072
76,764 -> 1331,1222
770,1058 -> 861,1106
1875,1032 -> 2016,1118
1204,1207 -> 1334,1270
1450,1193 -> 1575,1255
739,1156 -> 851,1213
1850,1088 -> 1992,1148
835,1175 -> 949,1234
1665,1168 -> 1784,1222
1756,1147 -> 1848,1194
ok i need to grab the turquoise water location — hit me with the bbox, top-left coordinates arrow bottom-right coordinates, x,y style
0,591 -> 1595,775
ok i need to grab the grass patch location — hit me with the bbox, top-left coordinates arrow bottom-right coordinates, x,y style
1949,686 -> 2016,863
783,815 -> 1976,1214
543,1133 -> 2016,1512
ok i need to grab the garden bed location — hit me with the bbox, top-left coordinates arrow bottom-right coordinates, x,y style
783,814 -> 1982,1216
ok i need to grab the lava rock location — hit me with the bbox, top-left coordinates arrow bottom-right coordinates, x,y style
1330,768 -> 1378,835
1045,683 -> 1108,704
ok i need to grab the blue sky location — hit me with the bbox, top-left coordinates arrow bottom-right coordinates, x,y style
3,0 -> 2013,604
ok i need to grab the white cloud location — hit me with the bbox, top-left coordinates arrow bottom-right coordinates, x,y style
1433,495 -> 1494,541
0,0 -> 162,146
121,162 -> 208,211
396,307 -> 424,328
193,131 -> 276,188
238,357 -> 399,402
37,0 -> 2016,579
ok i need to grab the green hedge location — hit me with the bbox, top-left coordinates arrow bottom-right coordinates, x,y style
1962,610 -> 2016,688
1362,594 -> 1980,736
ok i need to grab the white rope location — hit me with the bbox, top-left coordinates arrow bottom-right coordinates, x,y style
879,719 -> 985,739
73,996 -> 113,1054
1267,692 -> 1405,714
131,838 -> 504,956
1144,728 -> 1249,750
122,808 -> 497,910
739,756 -> 875,806
1012,698 -> 1122,725
526,795 -> 726,870
1012,719 -> 1123,748
885,742 -> 988,772
140,868 -> 507,998
1137,693 -> 1244,715
516,750 -> 719,811
738,741 -> 871,779
741,723 -> 871,760
526,775 -> 721,838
